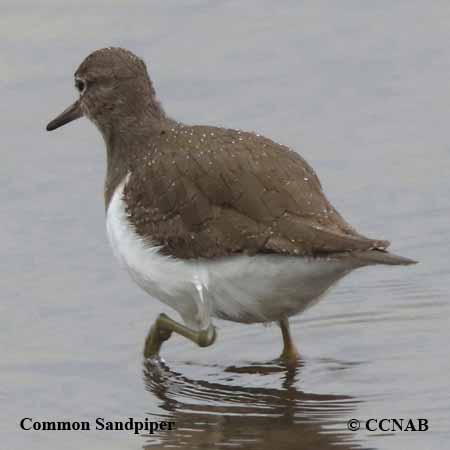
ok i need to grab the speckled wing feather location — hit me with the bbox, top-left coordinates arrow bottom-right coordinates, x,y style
123,124 -> 389,259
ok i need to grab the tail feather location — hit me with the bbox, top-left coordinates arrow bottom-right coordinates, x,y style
352,249 -> 418,266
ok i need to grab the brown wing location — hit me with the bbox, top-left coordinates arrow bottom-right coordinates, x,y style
124,124 -> 388,259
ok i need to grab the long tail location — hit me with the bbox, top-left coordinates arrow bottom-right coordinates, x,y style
352,249 -> 418,266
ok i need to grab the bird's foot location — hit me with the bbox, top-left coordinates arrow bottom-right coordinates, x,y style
279,346 -> 301,368
143,321 -> 173,359
143,313 -> 217,359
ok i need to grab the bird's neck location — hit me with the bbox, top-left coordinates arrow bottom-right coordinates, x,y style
101,110 -> 172,210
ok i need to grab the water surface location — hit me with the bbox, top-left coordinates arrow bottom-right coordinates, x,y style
2,2 -> 449,449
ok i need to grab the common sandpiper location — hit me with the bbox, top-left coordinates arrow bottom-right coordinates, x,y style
46,47 -> 416,365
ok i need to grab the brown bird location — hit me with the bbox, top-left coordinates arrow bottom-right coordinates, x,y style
47,47 -> 416,364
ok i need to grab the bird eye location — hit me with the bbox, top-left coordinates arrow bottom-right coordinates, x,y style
75,79 -> 86,93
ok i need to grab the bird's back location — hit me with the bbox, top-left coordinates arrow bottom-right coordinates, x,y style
123,123 -> 390,260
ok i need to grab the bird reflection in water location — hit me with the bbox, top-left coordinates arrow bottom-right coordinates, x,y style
141,358 -> 364,450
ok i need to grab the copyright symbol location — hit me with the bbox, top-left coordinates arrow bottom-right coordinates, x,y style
347,419 -> 360,431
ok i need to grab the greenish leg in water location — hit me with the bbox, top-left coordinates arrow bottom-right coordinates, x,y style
279,317 -> 300,365
144,313 -> 217,358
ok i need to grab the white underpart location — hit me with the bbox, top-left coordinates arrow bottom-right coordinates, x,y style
106,175 -> 358,331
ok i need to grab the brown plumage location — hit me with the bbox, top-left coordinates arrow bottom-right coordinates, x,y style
48,47 -> 416,264
122,124 -> 390,259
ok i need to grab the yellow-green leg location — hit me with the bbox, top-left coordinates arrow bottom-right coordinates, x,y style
143,313 -> 217,359
279,317 -> 300,365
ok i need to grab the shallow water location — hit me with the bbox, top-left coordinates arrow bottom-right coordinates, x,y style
2,1 -> 449,449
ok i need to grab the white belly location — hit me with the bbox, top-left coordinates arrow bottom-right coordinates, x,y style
106,175 -> 356,329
